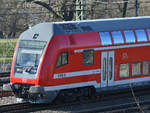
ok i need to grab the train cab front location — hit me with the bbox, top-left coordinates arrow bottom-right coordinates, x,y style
3,23 -> 58,103
4,40 -> 46,103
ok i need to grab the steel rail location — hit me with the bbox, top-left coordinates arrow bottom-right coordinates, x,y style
1,88 -> 150,113
0,90 -> 12,97
0,72 -> 10,77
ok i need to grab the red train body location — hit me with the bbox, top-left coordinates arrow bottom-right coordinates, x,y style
3,17 -> 150,103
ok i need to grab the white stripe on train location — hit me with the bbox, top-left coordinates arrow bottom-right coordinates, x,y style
54,69 -> 101,79
74,43 -> 150,53
44,43 -> 150,91
44,76 -> 150,91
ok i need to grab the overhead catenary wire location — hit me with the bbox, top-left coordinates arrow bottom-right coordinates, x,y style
94,0 -> 131,4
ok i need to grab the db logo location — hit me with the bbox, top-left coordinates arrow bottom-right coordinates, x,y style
33,33 -> 39,39
22,79 -> 27,83
122,53 -> 128,59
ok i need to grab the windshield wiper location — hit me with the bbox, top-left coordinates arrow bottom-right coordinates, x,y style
25,66 -> 33,73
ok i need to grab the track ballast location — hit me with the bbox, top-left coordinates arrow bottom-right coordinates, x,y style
1,87 -> 150,113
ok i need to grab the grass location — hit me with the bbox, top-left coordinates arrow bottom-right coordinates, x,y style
0,57 -> 13,63
0,39 -> 17,63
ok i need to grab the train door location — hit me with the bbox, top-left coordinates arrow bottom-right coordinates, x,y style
101,51 -> 114,87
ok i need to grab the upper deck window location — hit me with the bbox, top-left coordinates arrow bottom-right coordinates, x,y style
147,29 -> 150,40
124,30 -> 136,43
99,32 -> 112,46
111,31 -> 124,44
135,29 -> 147,42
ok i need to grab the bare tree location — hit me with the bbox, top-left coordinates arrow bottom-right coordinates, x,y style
0,0 -> 30,38
122,0 -> 129,17
26,0 -> 76,21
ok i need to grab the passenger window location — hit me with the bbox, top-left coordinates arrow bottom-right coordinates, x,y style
103,58 -> 106,81
111,31 -> 124,44
135,29 -> 147,42
131,62 -> 141,76
119,63 -> 129,78
124,30 -> 136,43
109,57 -> 113,80
143,61 -> 149,75
146,29 -> 150,40
83,50 -> 94,65
56,52 -> 68,68
56,55 -> 61,67
62,53 -> 68,65
99,32 -> 112,46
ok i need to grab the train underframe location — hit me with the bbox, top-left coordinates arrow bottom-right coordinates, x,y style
3,84 -> 58,103
3,80 -> 150,104
3,83 -> 96,103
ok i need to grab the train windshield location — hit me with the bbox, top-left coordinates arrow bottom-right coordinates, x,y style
15,40 -> 46,75
17,49 -> 42,67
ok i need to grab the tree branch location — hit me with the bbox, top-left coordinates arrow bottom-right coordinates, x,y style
122,0 -> 129,17
33,1 -> 63,20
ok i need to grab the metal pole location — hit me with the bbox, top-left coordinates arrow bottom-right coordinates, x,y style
76,0 -> 86,20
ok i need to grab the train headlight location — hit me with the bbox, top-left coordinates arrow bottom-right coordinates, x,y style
42,94 -> 46,97
16,67 -> 23,73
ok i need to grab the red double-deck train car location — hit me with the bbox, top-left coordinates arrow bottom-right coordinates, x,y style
3,16 -> 150,103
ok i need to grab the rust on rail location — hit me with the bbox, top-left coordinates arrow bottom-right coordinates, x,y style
0,90 -> 12,97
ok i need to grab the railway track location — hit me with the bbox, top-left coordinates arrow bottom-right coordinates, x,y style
0,71 -> 150,113
0,103 -> 33,113
0,78 -> 10,87
0,72 -> 10,78
76,95 -> 150,113
0,72 -> 10,86
0,90 -> 12,97
1,87 -> 150,113
0,72 -> 12,97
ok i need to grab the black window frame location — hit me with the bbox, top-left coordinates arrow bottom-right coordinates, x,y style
56,52 -> 68,68
83,49 -> 94,65
124,30 -> 136,44
119,63 -> 130,79
131,62 -> 142,77
99,32 -> 112,46
143,61 -> 150,75
135,29 -> 147,42
146,29 -> 150,41
111,31 -> 124,45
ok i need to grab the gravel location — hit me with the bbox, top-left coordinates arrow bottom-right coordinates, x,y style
0,96 -> 71,113
0,96 -> 19,105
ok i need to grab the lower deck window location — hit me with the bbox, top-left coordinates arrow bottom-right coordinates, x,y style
109,57 -> 113,80
131,62 -> 141,76
119,63 -> 129,78
143,61 -> 149,75
103,58 -> 106,81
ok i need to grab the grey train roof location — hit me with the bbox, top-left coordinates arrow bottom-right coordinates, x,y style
53,16 -> 150,35
19,16 -> 150,42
